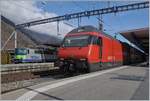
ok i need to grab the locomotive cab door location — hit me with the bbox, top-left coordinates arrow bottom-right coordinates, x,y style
91,36 -> 102,60
88,36 -> 103,72
98,37 -> 102,60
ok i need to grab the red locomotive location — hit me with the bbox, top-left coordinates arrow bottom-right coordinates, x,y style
58,26 -> 145,73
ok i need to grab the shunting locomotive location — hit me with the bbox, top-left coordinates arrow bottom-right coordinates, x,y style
14,47 -> 57,63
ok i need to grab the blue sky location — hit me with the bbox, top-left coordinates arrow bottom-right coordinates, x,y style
36,1 -> 148,31
36,1 -> 149,51
1,0 -> 148,52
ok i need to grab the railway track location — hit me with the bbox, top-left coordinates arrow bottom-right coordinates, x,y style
2,62 -> 145,93
1,63 -> 59,82
1,63 -> 56,73
1,63 -> 59,93
1,62 -> 85,93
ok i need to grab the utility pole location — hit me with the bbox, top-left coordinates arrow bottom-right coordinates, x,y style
14,30 -> 17,48
1,30 -> 17,50
97,14 -> 103,31
57,21 -> 59,35
78,17 -> 81,27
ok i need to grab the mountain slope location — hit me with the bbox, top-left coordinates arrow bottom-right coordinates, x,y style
1,16 -> 61,50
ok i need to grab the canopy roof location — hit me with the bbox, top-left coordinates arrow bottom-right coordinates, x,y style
119,27 -> 149,54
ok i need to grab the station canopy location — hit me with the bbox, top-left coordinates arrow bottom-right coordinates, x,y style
119,27 -> 149,54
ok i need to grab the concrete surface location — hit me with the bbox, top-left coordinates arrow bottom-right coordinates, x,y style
1,63 -> 149,100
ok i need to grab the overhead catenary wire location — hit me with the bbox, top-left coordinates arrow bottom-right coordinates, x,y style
72,1 -> 85,27
16,2 -> 149,28
57,2 -> 78,35
75,1 -> 112,31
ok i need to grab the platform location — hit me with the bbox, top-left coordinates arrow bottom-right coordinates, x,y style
1,63 -> 149,100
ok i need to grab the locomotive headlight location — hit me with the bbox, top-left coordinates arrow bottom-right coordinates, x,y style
60,58 -> 64,60
59,61 -> 64,66
80,58 -> 86,61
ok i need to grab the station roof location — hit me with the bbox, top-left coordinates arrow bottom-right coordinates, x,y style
119,27 -> 149,54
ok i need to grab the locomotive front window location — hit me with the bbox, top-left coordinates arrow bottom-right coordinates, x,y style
15,48 -> 28,55
62,35 -> 90,47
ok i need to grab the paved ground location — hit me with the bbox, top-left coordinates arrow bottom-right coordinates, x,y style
1,63 -> 149,100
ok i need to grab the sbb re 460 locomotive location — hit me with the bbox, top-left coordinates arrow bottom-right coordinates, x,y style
58,26 -> 145,73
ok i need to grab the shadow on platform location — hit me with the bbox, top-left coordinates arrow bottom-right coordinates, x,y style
25,87 -> 64,100
110,74 -> 145,82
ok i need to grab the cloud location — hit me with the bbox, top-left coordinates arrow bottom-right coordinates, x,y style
0,0 -> 74,38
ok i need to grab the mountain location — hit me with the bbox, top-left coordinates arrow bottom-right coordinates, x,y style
19,28 -> 61,46
1,15 -> 61,50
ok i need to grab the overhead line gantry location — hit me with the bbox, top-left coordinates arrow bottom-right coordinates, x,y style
16,1 -> 149,28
